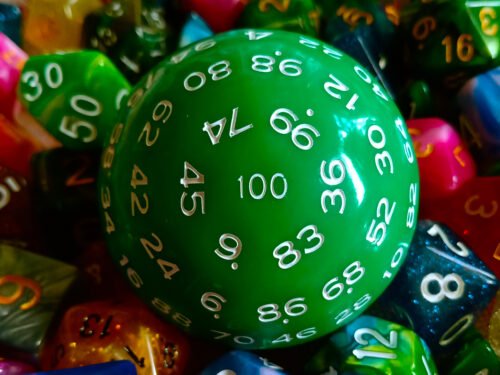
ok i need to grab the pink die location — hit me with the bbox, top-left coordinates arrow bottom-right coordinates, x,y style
0,32 -> 27,120
0,359 -> 35,374
407,118 -> 476,201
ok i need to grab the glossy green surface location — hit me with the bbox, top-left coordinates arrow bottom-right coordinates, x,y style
446,328 -> 500,375
305,315 -> 438,374
99,29 -> 420,349
18,51 -> 131,149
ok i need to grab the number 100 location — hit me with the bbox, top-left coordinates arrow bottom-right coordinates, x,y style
238,173 -> 288,200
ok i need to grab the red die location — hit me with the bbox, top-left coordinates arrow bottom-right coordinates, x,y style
421,176 -> 500,278
0,165 -> 38,243
0,114 -> 38,178
183,0 -> 248,32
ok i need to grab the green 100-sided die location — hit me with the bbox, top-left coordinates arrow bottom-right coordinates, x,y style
99,29 -> 420,349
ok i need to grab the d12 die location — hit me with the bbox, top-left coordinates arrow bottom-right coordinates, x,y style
304,315 -> 438,375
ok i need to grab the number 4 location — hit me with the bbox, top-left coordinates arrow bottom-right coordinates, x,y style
245,30 -> 273,40
180,162 -> 204,187
203,107 -> 253,145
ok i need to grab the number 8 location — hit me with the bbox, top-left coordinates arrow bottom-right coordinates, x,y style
273,241 -> 301,269
420,272 -> 465,303
343,261 -> 365,285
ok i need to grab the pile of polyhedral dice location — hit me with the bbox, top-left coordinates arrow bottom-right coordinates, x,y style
0,0 -> 499,374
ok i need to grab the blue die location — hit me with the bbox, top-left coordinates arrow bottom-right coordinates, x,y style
29,360 -> 137,375
375,220 -> 498,355
457,67 -> 500,174
178,12 -> 214,48
0,5 -> 21,46
200,350 -> 288,375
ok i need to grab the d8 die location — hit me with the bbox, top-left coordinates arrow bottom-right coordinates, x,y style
377,220 -> 499,355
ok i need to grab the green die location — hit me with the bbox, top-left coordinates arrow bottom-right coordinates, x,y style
401,0 -> 500,89
0,243 -> 78,354
112,6 -> 174,84
305,315 -> 438,374
18,51 -> 131,149
445,328 -> 500,375
99,29 -> 419,349
237,0 -> 320,37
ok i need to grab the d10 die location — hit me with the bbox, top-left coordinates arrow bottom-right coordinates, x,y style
18,51 -> 130,149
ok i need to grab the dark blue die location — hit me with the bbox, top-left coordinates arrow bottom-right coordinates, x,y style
321,3 -> 402,98
200,350 -> 288,375
375,220 -> 499,356
0,5 -> 21,46
30,360 -> 137,374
